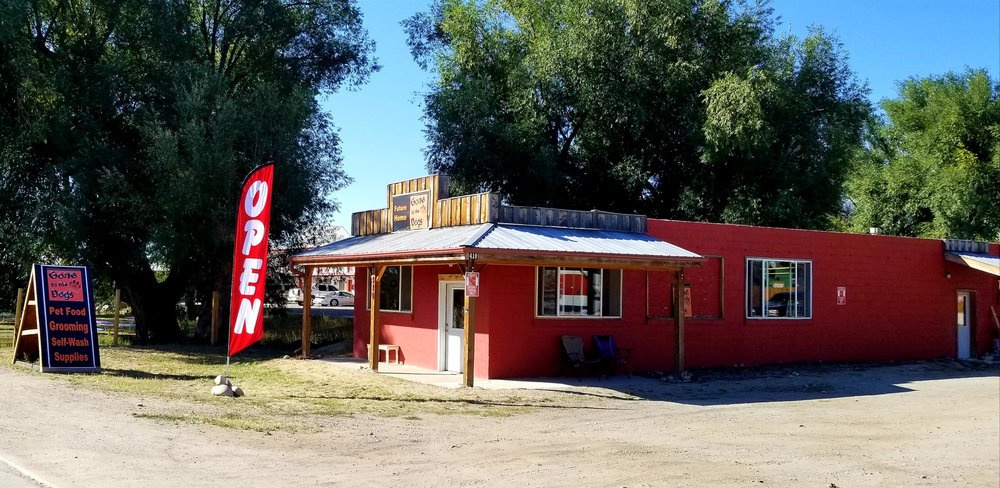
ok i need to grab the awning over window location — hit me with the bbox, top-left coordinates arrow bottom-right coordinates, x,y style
945,251 -> 1000,276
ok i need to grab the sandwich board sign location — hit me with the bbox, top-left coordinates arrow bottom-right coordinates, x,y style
11,265 -> 101,372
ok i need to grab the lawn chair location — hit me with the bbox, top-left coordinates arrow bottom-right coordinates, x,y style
593,335 -> 632,377
559,335 -> 600,381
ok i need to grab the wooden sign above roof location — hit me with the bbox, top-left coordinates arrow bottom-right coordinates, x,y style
351,175 -> 646,236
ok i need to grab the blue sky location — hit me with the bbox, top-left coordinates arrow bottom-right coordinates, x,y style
322,0 -> 1000,229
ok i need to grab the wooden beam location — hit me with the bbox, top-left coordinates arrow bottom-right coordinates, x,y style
674,269 -> 685,373
369,265 -> 386,371
301,266 -> 313,358
12,288 -> 23,347
462,293 -> 476,388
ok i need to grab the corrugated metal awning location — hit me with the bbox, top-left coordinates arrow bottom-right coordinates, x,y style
291,223 -> 702,269
473,224 -> 700,258
946,251 -> 1000,276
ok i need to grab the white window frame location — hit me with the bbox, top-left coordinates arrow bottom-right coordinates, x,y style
745,257 -> 812,320
535,266 -> 623,318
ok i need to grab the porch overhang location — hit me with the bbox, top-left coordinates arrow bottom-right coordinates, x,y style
289,223 -> 705,270
945,251 -> 1000,277
289,223 -> 704,386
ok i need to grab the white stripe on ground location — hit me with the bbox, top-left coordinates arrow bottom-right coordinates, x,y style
0,453 -> 57,488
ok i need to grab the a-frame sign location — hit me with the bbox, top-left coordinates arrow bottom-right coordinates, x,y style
12,265 -> 101,372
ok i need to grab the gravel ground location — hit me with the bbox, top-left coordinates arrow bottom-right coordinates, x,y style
1,359 -> 997,488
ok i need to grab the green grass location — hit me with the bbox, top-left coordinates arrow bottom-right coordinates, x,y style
0,319 -> 581,433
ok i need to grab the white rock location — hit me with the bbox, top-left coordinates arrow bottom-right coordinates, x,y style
214,375 -> 231,386
211,384 -> 234,396
232,387 -> 245,397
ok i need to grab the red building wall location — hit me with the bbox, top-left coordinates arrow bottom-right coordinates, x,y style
647,220 -> 999,370
352,222 -> 999,379
354,265 -> 492,377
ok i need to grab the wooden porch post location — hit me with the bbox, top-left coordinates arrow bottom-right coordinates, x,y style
463,293 -> 476,388
369,265 -> 386,371
674,269 -> 685,373
301,265 -> 313,357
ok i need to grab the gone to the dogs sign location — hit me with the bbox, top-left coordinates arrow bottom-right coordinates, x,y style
35,265 -> 101,372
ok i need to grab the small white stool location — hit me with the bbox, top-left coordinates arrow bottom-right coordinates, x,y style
367,344 -> 402,364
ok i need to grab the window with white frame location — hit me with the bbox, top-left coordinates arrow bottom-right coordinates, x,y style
372,266 -> 412,312
746,259 -> 812,319
536,267 -> 622,317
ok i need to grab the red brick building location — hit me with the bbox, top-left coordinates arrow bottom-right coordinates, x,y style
291,176 -> 1000,384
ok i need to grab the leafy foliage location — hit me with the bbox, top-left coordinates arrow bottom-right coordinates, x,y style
405,0 -> 870,227
847,70 -> 1000,240
0,0 -> 376,341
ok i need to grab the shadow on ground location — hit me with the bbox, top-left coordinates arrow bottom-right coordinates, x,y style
547,359 -> 1000,406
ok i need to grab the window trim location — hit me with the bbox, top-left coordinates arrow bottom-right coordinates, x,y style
365,265 -> 413,313
534,266 -> 623,319
744,257 -> 813,320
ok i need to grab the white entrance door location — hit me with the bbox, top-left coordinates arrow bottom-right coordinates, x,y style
439,282 -> 465,372
956,291 -> 972,359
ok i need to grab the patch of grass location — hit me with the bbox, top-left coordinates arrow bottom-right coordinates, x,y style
1,340 -> 584,433
1,316 -> 599,432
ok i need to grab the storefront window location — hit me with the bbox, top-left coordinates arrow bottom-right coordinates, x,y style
745,259 -> 811,319
375,266 -> 412,312
536,267 -> 622,317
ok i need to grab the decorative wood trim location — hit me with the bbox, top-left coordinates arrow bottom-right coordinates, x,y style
351,208 -> 391,236
497,205 -> 646,233
433,193 -> 499,228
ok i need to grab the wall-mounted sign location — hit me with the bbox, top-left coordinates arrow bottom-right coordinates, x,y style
11,265 -> 101,372
392,191 -> 431,231
465,272 -> 480,298
683,285 -> 693,318
837,286 -> 847,305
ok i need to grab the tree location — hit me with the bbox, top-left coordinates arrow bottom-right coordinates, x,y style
404,0 -> 870,227
847,70 -> 1000,240
0,0 -> 377,342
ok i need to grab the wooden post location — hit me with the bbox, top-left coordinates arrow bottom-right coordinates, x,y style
210,290 -> 220,345
369,266 -> 385,371
301,266 -> 313,357
463,294 -> 476,387
674,269 -> 685,373
112,289 -> 121,346
12,288 -> 24,347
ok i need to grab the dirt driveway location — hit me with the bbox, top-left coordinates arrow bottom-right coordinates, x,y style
0,360 -> 997,488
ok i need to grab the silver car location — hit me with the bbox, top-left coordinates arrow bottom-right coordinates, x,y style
313,290 -> 354,307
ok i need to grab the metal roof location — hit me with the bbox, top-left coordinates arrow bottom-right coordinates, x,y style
945,251 -> 1000,276
293,223 -> 701,262
295,223 -> 492,258
473,224 -> 701,258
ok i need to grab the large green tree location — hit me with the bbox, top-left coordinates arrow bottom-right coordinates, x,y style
847,69 -> 1000,240
405,0 -> 870,227
0,0 -> 376,342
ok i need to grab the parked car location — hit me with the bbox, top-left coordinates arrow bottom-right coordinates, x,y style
313,290 -> 354,307
289,283 -> 339,305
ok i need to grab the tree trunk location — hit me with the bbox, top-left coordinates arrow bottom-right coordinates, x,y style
122,272 -> 185,345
